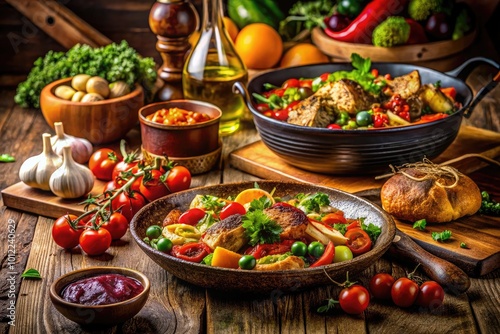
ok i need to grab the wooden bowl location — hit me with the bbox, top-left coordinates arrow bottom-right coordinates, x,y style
40,78 -> 144,144
311,27 -> 477,63
139,100 -> 221,158
49,266 -> 150,326
130,181 -> 396,294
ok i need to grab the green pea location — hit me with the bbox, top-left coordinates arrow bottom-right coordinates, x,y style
156,238 -> 173,253
291,241 -> 307,257
308,241 -> 325,258
146,225 -> 162,239
239,255 -> 256,270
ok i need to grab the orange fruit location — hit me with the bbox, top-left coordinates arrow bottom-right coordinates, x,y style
234,23 -> 283,70
234,188 -> 275,209
280,43 -> 330,68
223,17 -> 239,43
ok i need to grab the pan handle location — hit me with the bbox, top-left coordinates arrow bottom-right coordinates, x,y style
445,57 -> 500,119
233,81 -> 254,111
388,230 -> 471,295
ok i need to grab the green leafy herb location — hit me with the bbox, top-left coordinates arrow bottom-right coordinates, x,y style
413,219 -> 427,230
199,195 -> 226,213
196,214 -> 217,233
296,192 -> 330,214
361,220 -> 382,242
0,154 -> 15,162
22,268 -> 42,279
317,298 -> 338,313
478,191 -> 500,216
432,230 -> 452,242
15,40 -> 157,108
279,0 -> 334,41
242,210 -> 282,246
247,196 -> 274,212
333,223 -> 347,235
460,242 -> 468,249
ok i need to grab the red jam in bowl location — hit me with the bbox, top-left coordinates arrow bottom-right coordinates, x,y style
61,274 -> 144,306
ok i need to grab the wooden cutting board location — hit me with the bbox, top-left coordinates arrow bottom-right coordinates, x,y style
228,125 -> 500,277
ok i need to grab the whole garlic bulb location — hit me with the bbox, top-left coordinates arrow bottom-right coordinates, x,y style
19,133 -> 62,191
51,122 -> 93,164
49,146 -> 95,199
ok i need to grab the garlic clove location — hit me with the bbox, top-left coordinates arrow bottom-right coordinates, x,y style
49,145 -> 95,199
19,133 -> 62,191
51,122 -> 93,164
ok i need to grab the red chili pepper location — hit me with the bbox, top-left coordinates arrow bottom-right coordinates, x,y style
323,0 -> 407,44
171,242 -> 211,263
440,87 -> 457,100
346,220 -> 362,230
310,241 -> 335,268
418,113 -> 449,123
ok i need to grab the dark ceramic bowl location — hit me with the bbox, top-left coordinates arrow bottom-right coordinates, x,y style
130,181 -> 396,294
49,266 -> 150,326
233,58 -> 498,175
139,100 -> 221,158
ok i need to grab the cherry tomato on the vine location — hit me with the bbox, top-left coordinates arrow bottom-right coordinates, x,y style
112,160 -> 139,184
339,284 -> 370,314
219,202 -> 246,220
166,166 -> 191,193
139,169 -> 170,202
79,228 -> 112,256
88,148 -> 122,181
52,214 -> 84,249
99,212 -> 129,240
391,277 -> 419,308
111,191 -> 147,223
369,273 -> 395,300
416,281 -> 445,310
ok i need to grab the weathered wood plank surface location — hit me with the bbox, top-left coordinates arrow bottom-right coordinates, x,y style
1,85 -> 499,334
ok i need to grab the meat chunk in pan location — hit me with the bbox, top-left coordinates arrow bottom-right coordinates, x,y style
264,204 -> 308,240
201,214 -> 248,252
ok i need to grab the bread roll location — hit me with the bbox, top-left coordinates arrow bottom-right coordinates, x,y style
380,167 -> 481,223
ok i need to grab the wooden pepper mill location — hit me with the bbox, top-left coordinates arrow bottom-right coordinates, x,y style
149,0 -> 198,101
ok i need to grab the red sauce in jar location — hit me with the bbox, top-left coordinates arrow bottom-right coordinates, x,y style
61,274 -> 144,306
146,107 -> 212,125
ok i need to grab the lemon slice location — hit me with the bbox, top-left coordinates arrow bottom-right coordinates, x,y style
234,188 -> 275,209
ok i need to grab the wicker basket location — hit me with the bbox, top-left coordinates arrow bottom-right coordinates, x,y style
142,140 -> 222,175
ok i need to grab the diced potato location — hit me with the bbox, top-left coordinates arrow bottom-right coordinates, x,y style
419,84 -> 454,113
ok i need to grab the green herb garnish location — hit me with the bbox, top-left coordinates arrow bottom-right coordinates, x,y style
361,219 -> 382,242
22,268 -> 42,279
0,154 -> 15,162
431,230 -> 452,242
296,192 -> 330,214
460,242 -> 468,249
413,219 -> 427,230
242,210 -> 282,246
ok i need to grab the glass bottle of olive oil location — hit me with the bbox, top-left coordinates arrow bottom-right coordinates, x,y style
182,0 -> 248,135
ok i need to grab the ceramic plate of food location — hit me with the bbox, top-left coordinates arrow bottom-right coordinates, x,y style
130,181 -> 396,293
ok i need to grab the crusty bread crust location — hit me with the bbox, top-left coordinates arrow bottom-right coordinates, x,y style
380,168 -> 482,223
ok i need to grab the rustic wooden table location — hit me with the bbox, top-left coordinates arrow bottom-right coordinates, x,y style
1,46 -> 500,332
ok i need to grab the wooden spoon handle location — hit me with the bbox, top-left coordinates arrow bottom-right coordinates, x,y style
388,229 -> 471,295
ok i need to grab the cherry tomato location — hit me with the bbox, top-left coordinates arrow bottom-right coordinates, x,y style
166,166 -> 191,193
88,148 -> 122,181
99,212 -> 128,240
171,242 -> 211,262
112,160 -> 138,183
345,228 -> 372,256
333,245 -> 353,263
416,281 -> 445,310
51,214 -> 84,249
299,79 -> 313,88
273,109 -> 289,121
339,285 -> 370,314
111,191 -> 147,223
79,228 -> 112,256
369,273 -> 395,300
327,123 -> 342,130
219,202 -> 246,220
391,277 -> 419,308
179,208 -> 206,226
321,212 -> 346,225
282,78 -> 300,89
139,169 -> 170,202
102,180 -> 116,194
255,103 -> 270,113
320,73 -> 330,82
